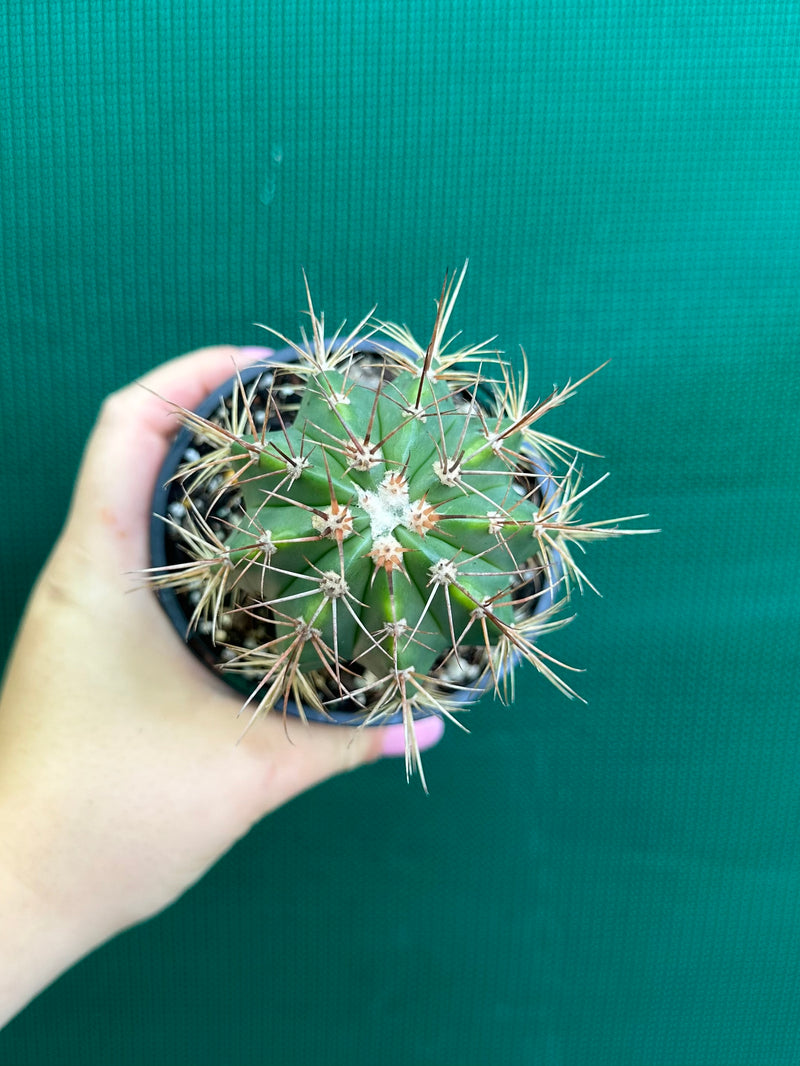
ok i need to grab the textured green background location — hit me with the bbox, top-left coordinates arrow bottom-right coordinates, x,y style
2,2 -> 799,1063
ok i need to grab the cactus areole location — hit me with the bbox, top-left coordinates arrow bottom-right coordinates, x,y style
148,268 -> 647,772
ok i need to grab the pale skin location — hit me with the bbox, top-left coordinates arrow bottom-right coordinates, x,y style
0,346 -> 443,1028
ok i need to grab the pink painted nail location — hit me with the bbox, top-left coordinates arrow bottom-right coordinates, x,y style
380,716 -> 445,758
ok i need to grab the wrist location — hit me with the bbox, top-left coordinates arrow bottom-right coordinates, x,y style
0,672 -> 131,1028
0,822 -> 116,1027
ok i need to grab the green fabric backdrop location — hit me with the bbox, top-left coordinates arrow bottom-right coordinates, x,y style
2,2 -> 799,1063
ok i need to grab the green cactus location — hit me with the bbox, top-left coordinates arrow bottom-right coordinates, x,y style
149,265 -> 649,783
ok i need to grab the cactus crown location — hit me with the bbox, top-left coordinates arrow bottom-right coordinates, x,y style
148,265 -> 649,784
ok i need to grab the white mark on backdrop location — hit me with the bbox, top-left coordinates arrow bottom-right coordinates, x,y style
260,144 -> 284,206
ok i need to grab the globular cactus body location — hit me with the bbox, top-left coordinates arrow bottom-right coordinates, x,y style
149,266 -> 647,780
230,365 -> 535,678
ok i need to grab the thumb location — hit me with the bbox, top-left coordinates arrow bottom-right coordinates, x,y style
247,715 -> 446,801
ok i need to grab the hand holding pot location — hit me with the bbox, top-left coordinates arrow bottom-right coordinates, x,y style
0,345 -> 443,1027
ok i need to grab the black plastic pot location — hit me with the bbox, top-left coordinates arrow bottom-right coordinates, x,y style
150,342 -> 561,726
150,355 -> 295,701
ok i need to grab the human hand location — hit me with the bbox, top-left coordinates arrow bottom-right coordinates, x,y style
0,345 -> 443,1025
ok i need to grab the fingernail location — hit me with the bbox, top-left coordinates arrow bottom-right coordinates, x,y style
237,346 -> 275,362
380,715 -> 445,758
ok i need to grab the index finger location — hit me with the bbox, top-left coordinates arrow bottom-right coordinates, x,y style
66,346 -> 274,565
